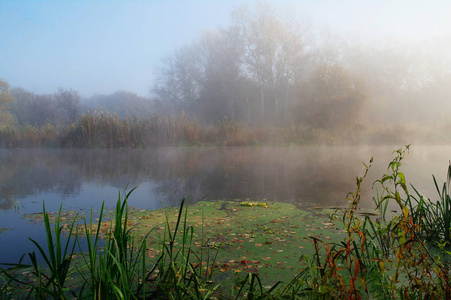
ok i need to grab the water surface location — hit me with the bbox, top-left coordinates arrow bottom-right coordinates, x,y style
0,146 -> 449,264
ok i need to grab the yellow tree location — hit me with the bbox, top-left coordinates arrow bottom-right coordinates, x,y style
0,79 -> 16,128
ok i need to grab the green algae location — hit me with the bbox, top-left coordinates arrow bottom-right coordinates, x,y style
21,199 -> 348,294
124,200 -> 345,287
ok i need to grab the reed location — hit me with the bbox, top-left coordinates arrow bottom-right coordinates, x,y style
433,163 -> 451,243
76,187 -> 153,299
1,203 -> 79,299
5,112 -> 451,148
0,275 -> 12,300
286,145 -> 451,299
148,197 -> 220,299
0,187 -> 221,299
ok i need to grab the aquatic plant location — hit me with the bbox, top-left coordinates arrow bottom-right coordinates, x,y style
75,187 -> 154,299
0,187 -> 221,299
0,203 -> 79,299
0,275 -> 13,300
287,145 -> 451,299
240,201 -> 268,207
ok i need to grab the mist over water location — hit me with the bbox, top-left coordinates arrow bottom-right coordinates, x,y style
0,145 -> 448,210
2,1 -> 451,273
0,146 -> 448,260
0,145 -> 450,264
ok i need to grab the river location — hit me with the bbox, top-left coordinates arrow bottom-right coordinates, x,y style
0,145 -> 449,264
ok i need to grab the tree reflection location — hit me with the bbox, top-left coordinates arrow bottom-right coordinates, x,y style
0,147 -> 396,211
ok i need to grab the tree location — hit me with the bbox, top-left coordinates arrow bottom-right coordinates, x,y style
230,2 -> 311,125
195,29 -> 249,123
27,94 -> 59,127
55,88 -> 81,123
296,63 -> 367,131
152,45 -> 202,115
84,90 -> 153,119
151,2 -> 311,126
11,87 -> 35,126
0,79 -> 16,128
11,88 -> 63,127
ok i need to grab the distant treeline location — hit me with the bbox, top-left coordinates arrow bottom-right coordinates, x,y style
150,2 -> 451,130
1,2 -> 451,147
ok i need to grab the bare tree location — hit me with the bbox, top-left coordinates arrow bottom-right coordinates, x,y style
150,2 -> 312,126
55,88 -> 81,124
152,45 -> 202,115
230,2 -> 311,125
195,29 -> 249,123
28,94 -> 59,127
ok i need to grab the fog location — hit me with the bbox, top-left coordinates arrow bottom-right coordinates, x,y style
2,1 -> 451,144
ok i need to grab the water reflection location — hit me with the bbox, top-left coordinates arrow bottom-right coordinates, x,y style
0,146 -> 449,212
0,147 -> 405,210
0,146 -> 450,265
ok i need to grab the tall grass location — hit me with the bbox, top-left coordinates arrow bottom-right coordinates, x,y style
0,124 -> 60,148
5,111 -> 451,148
148,197 -> 221,299
0,187 -> 220,299
0,203 -> 78,299
62,111 -> 209,148
76,187 -> 153,299
286,145 -> 451,299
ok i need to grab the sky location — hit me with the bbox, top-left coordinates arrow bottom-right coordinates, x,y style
1,0 -> 451,98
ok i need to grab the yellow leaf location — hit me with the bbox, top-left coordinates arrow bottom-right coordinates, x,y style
379,261 -> 385,274
403,206 -> 409,219
396,248 -> 403,262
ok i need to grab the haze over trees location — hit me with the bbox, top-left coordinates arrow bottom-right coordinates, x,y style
151,2 -> 451,134
83,91 -> 153,119
2,2 -> 451,147
0,79 -> 16,129
152,2 -> 314,127
10,87 -> 81,127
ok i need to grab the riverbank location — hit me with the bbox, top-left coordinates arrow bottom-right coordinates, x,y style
1,111 -> 450,148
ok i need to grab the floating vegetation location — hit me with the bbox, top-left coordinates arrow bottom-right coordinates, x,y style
240,201 -> 268,207
0,228 -> 10,234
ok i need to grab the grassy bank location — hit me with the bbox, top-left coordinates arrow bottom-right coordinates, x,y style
2,145 -> 451,299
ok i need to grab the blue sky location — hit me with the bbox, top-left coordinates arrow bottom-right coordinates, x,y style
1,0 -> 451,97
